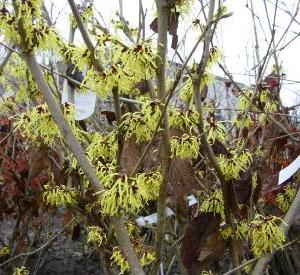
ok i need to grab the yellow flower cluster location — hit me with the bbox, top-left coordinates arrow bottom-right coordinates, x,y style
15,103 -> 83,146
111,247 -> 130,274
168,109 -> 199,132
276,186 -> 296,212
87,132 -> 117,163
13,266 -> 30,275
217,150 -> 252,180
118,43 -> 156,89
0,55 -> 39,103
43,184 -> 79,207
83,66 -> 118,97
0,97 -> 16,115
200,189 -> 224,218
180,73 -> 215,103
65,39 -> 156,97
207,47 -> 222,69
251,215 -> 285,257
219,225 -> 233,240
70,4 -> 93,28
233,112 -> 253,129
205,120 -> 228,143
220,220 -> 249,240
23,23 -> 62,52
260,89 -> 270,103
221,216 -> 284,258
98,172 -> 162,216
252,172 -> 258,189
0,246 -> 10,257
180,77 -> 194,103
264,101 -> 278,113
0,6 -> 21,44
125,221 -> 141,236
235,220 -> 250,239
170,134 -> 200,159
87,226 -> 107,246
19,0 -> 43,17
121,99 -> 162,142
0,0 -> 62,52
238,90 -> 253,112
200,71 -> 215,88
111,245 -> 156,274
65,46 -> 92,71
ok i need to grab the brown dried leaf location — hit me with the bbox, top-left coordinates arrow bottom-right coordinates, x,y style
197,231 -> 226,263
167,157 -> 199,207
101,111 -> 116,125
181,213 -> 225,275
211,140 -> 231,157
120,137 -> 159,175
28,145 -> 51,180
149,12 -> 180,50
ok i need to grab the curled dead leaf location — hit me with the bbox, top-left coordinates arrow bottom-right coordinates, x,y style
181,212 -> 226,275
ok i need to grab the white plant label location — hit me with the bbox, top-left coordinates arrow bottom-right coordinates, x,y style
62,83 -> 96,120
135,195 -> 197,227
278,155 -> 300,185
135,154 -> 300,227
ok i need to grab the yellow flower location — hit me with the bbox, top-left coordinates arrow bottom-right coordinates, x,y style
111,247 -> 130,274
205,121 -> 228,143
121,99 -> 162,142
207,47 -> 222,68
233,112 -> 253,129
14,103 -> 83,146
43,184 -> 79,207
217,150 -> 252,180
65,46 -> 92,71
0,97 -> 16,115
111,245 -> 156,274
200,189 -> 224,218
168,109 -> 199,132
220,220 -> 250,240
87,132 -> 117,163
13,266 -> 30,275
276,186 -> 296,212
87,226 -> 106,246
170,134 -> 200,159
251,215 -> 285,257
97,171 -> 161,216
0,246 -> 10,257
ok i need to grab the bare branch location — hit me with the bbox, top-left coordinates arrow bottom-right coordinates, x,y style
153,0 -> 172,272
0,218 -> 75,268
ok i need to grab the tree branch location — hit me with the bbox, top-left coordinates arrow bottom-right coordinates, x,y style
0,218 -> 75,268
193,1 -> 241,273
223,235 -> 300,275
65,1 -> 144,274
153,0 -> 173,273
67,0 -> 104,73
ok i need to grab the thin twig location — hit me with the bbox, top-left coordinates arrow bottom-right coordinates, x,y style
0,218 -> 75,268
224,235 -> 300,275
193,1 -> 241,272
218,62 -> 298,143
